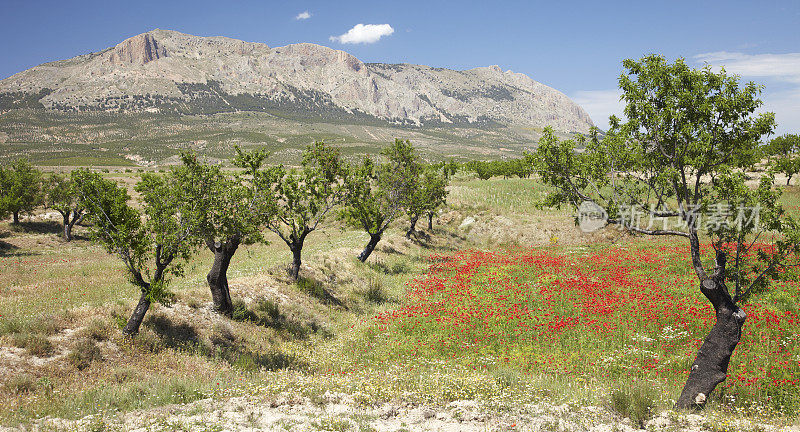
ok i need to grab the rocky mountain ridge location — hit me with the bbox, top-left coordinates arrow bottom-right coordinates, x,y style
0,29 -> 593,133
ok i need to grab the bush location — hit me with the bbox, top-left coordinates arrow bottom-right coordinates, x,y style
68,338 -> 103,370
26,334 -> 55,357
610,381 -> 658,427
84,318 -> 111,341
4,373 -> 36,394
364,277 -> 389,304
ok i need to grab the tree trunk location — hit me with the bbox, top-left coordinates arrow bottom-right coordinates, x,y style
427,212 -> 434,230
787,175 -> 792,186
206,237 -> 240,316
64,211 -> 83,242
676,252 -> 746,410
290,245 -> 302,280
12,211 -> 19,224
406,215 -> 419,238
62,212 -> 72,241
358,232 -> 382,262
123,291 -> 151,335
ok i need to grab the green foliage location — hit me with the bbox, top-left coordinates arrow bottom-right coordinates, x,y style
74,167 -> 203,313
342,139 -> 424,239
407,165 -> 449,224
764,134 -> 800,185
0,165 -> 9,219
235,141 -> 348,277
175,153 -> 264,248
534,54 -> 797,302
2,159 -> 43,222
465,157 -> 533,180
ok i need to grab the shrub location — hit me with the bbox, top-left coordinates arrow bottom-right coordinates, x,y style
610,381 -> 658,427
4,374 -> 37,394
26,334 -> 55,357
364,277 -> 389,304
84,318 -> 111,341
68,338 -> 103,370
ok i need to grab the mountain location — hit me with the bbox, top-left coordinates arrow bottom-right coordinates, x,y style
0,29 -> 593,134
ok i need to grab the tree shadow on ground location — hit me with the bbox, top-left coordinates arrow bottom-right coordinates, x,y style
10,221 -> 62,235
0,235 -> 18,256
143,312 -> 308,372
9,221 -> 90,241
231,298 -> 313,339
295,276 -> 348,310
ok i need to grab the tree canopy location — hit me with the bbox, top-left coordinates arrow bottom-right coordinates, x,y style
534,54 -> 799,409
764,133 -> 800,185
4,159 -> 42,224
75,168 -> 203,334
236,141 -> 348,280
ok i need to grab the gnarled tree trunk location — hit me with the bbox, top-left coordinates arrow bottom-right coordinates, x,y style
206,236 -> 240,316
60,210 -> 84,241
290,245 -> 302,280
12,211 -> 19,225
358,232 -> 382,262
406,215 -> 419,238
676,251 -> 746,409
123,290 -> 151,335
427,212 -> 434,230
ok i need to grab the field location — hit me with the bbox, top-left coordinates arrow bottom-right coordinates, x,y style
0,175 -> 798,431
0,110 -> 564,167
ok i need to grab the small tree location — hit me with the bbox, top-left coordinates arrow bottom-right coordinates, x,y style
0,165 -> 10,221
764,133 -> 800,185
45,171 -> 87,241
237,141 -> 347,280
343,144 -> 419,262
175,154 -> 264,316
75,169 -> 201,335
535,55 -> 799,409
6,159 -> 42,224
422,167 -> 449,230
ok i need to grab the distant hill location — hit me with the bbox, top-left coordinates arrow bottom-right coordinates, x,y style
0,29 -> 594,166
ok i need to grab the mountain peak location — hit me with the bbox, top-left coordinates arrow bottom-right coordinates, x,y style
0,30 -> 593,133
108,32 -> 167,66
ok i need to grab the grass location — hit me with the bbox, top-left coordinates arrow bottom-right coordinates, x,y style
336,240 -> 800,416
0,174 -> 798,429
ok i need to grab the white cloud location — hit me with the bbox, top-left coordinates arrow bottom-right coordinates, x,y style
295,11 -> 311,20
330,24 -> 394,44
694,51 -> 800,83
693,51 -> 800,134
570,89 -> 625,128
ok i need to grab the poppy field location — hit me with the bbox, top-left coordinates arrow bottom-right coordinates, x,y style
356,240 -> 800,415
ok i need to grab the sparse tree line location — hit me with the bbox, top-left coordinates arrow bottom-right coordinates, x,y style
0,139 -> 448,336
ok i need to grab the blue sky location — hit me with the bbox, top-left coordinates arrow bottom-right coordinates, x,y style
2,0 -> 799,133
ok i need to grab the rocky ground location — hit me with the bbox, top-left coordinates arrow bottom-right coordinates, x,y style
3,393 -> 797,432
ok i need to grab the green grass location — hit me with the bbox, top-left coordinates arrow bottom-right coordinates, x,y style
1,175 -> 798,429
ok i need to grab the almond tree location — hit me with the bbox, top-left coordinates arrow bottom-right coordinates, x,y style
236,141 -> 347,280
75,169 -> 202,335
174,154 -> 264,316
45,171 -> 87,241
0,165 -> 9,221
422,167 -> 449,230
342,141 -> 420,262
5,159 -> 42,224
764,133 -> 800,185
534,55 -> 800,409
405,167 -> 447,237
